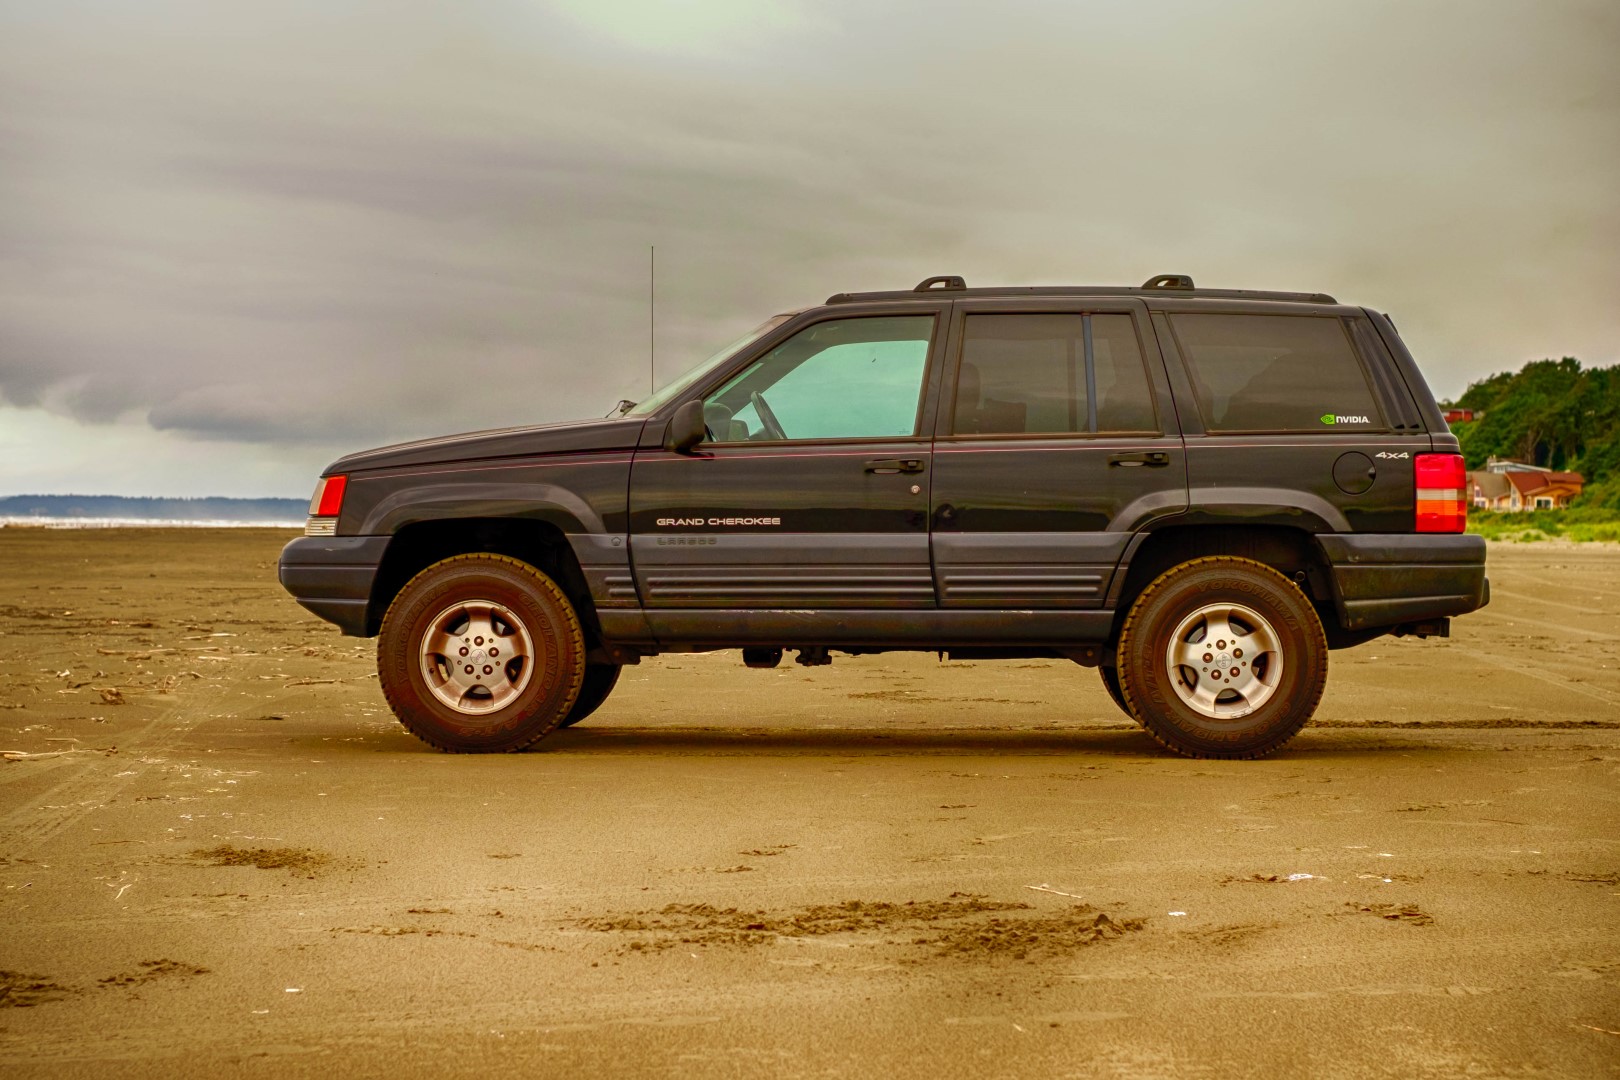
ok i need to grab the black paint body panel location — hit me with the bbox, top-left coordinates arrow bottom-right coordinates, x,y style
339,453 -> 636,539
329,417 -> 646,475
1316,533 -> 1489,630
628,443 -> 933,608
278,535 -> 389,636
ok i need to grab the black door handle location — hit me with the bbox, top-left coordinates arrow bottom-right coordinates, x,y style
865,458 -> 925,474
1108,451 -> 1170,468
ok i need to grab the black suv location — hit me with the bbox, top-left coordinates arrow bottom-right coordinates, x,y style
280,274 -> 1488,759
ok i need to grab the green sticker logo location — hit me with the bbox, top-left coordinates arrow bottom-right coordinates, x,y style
1320,413 -> 1336,425
1320,412 -> 1371,425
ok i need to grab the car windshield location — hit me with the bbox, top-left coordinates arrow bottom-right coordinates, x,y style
622,315 -> 794,417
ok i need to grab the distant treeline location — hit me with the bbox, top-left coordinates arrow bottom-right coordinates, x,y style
1448,357 -> 1620,510
0,494 -> 306,521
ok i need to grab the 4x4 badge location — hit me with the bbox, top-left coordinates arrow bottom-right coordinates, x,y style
1320,413 -> 1371,425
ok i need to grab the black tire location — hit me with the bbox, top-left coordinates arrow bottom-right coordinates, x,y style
1115,556 -> 1327,760
377,554 -> 585,753
1098,665 -> 1136,721
557,663 -> 622,728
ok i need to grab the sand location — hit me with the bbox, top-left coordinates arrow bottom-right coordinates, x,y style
0,528 -> 1616,1078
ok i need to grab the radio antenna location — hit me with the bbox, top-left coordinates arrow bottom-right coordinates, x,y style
648,245 -> 655,395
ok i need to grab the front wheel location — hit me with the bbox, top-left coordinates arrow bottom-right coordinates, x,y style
1115,557 -> 1327,760
378,555 -> 586,753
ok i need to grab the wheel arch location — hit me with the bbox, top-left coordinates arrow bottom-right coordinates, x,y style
367,518 -> 598,643
1108,524 -> 1351,648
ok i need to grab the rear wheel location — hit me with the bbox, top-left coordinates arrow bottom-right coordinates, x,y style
557,663 -> 622,728
378,554 -> 585,753
1116,557 -> 1327,760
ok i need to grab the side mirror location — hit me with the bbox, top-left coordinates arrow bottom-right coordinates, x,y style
663,399 -> 708,454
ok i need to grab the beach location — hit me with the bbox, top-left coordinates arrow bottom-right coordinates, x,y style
1,528 -> 1616,1078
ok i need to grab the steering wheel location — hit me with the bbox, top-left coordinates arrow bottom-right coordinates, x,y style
749,390 -> 788,441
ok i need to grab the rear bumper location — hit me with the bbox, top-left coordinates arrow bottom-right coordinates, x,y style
278,535 -> 389,637
1316,533 -> 1489,632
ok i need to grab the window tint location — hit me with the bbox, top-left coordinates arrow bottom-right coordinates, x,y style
953,313 -> 1156,435
1170,314 -> 1383,432
957,314 -> 1085,434
1091,315 -> 1157,432
704,316 -> 931,442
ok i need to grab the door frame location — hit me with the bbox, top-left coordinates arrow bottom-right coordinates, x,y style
930,296 -> 1180,441
625,299 -> 957,621
924,296 -> 1190,609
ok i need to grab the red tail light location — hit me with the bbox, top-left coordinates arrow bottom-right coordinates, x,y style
310,475 -> 348,518
1415,453 -> 1465,533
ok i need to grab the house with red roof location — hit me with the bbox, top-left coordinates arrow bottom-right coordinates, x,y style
1502,470 -> 1584,510
1468,463 -> 1584,511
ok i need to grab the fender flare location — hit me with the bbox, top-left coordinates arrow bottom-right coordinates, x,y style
358,481 -> 603,538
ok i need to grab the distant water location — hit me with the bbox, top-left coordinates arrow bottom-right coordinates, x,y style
1,516 -> 304,529
0,495 -> 306,529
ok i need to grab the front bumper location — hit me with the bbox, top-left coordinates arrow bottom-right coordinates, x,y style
278,535 -> 390,636
1316,533 -> 1489,632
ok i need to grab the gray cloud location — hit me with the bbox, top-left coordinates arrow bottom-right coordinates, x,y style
1,0 -> 1616,489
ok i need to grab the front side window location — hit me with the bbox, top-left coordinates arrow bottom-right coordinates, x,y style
951,313 -> 1156,436
1170,314 -> 1384,433
703,316 -> 932,442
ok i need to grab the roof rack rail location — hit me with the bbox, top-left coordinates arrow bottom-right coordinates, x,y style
825,276 -> 1337,306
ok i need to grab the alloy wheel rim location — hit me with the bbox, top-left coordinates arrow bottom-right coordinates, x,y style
1163,602 -> 1283,719
418,599 -> 537,714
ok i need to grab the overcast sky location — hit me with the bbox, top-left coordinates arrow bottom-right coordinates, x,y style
2,0 -> 1616,498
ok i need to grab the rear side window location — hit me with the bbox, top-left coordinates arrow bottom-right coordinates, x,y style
1170,314 -> 1383,432
953,313 -> 1157,435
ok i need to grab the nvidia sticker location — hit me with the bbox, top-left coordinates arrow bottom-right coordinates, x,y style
1321,413 -> 1370,425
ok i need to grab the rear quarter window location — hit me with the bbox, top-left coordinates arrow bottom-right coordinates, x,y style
1169,314 -> 1384,433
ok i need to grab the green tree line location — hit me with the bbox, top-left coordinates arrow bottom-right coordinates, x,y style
1447,357 -> 1620,510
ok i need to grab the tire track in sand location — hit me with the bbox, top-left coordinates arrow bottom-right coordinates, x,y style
0,655 -> 274,856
